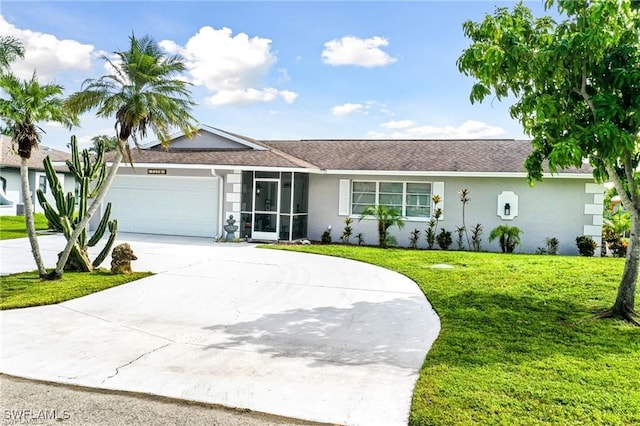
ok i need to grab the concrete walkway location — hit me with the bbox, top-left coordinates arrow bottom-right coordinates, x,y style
0,234 -> 440,426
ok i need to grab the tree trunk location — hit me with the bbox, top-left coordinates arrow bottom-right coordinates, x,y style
50,147 -> 124,279
610,207 -> 639,323
20,158 -> 47,277
604,163 -> 639,324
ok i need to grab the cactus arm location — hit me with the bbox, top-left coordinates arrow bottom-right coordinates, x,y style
89,164 -> 106,199
65,193 -> 76,218
92,220 -> 118,268
82,149 -> 92,178
90,141 -> 105,178
68,136 -> 81,178
88,202 -> 112,247
43,156 -> 61,190
77,177 -> 89,247
37,194 -> 63,232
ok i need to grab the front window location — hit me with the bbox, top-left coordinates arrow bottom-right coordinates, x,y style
38,175 -> 47,194
352,182 -> 376,215
352,181 -> 431,219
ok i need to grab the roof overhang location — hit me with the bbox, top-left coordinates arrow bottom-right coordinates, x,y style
108,162 -> 322,174
322,169 -> 595,179
75,162 -> 594,179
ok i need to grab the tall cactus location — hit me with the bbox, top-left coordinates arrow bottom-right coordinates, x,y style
37,136 -> 117,271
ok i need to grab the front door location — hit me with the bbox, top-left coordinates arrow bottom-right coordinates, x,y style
253,179 -> 279,240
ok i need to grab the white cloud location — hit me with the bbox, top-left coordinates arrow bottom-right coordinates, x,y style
322,35 -> 396,67
375,120 -> 507,139
207,88 -> 298,107
160,26 -> 297,106
0,16 -> 95,81
331,103 -> 364,116
381,120 -> 415,130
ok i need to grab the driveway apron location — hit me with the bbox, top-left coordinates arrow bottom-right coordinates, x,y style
0,234 -> 440,426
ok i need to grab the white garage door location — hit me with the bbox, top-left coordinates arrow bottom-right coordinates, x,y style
104,175 -> 219,237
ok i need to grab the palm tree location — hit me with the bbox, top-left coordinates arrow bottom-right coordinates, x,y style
0,72 -> 78,277
488,225 -> 523,253
359,204 -> 405,248
88,134 -> 119,153
58,33 -> 197,278
0,35 -> 24,71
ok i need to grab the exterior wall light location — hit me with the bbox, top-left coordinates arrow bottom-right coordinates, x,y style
497,191 -> 518,220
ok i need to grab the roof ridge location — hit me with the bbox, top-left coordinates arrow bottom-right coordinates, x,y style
260,141 -> 321,170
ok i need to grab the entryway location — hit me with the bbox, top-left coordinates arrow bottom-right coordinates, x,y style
240,171 -> 309,241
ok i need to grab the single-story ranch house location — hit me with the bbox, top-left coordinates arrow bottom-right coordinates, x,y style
95,125 -> 603,255
0,136 -> 74,216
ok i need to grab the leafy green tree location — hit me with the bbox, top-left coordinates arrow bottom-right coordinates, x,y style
358,204 -> 405,248
59,34 -> 198,279
0,72 -> 78,277
89,134 -> 119,154
458,0 -> 640,323
488,225 -> 523,254
0,35 -> 24,71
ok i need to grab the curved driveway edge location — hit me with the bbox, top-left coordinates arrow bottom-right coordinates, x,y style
0,234 -> 441,426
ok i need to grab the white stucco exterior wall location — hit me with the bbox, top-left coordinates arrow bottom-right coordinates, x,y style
307,174 -> 600,255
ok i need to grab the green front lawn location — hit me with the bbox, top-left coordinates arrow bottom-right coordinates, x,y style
1,270 -> 152,310
0,214 -> 49,240
270,245 -> 640,425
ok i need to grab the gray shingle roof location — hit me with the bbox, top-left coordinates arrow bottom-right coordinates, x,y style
96,130 -> 595,175
106,147 -> 310,169
0,136 -> 71,172
262,139 -> 594,174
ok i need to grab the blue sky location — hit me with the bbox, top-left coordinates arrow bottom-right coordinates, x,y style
1,1 -> 552,151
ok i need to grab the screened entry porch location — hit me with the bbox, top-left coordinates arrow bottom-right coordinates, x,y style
240,171 -> 309,241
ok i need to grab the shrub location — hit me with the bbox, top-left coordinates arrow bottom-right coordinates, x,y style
341,217 -> 353,243
488,225 -> 522,253
436,228 -> 452,250
602,225 -> 627,257
546,237 -> 559,255
459,188 -> 471,248
356,233 -> 365,246
576,235 -> 597,257
537,237 -> 560,255
358,205 -> 404,248
610,238 -> 628,258
455,226 -> 465,250
470,223 -> 483,251
425,195 -> 442,249
409,228 -> 420,249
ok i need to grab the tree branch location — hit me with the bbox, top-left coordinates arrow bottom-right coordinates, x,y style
624,151 -> 639,210
606,163 -> 637,216
573,61 -> 597,120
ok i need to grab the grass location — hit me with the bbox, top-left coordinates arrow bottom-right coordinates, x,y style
1,270 -> 152,310
269,245 -> 640,426
0,213 -> 49,240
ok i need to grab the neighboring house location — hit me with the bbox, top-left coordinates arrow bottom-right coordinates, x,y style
96,125 -> 603,255
0,136 -> 74,216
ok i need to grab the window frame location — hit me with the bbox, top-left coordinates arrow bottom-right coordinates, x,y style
350,180 -> 432,220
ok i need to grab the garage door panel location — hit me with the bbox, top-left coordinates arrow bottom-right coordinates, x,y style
104,176 -> 219,237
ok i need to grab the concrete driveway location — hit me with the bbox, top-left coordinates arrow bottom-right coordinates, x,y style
0,234 -> 440,426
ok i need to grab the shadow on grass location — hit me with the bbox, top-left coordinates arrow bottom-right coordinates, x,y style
427,289 -> 640,368
203,295 -> 440,370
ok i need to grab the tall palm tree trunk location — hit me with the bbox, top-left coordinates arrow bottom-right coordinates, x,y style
51,147 -> 124,278
20,158 -> 46,277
